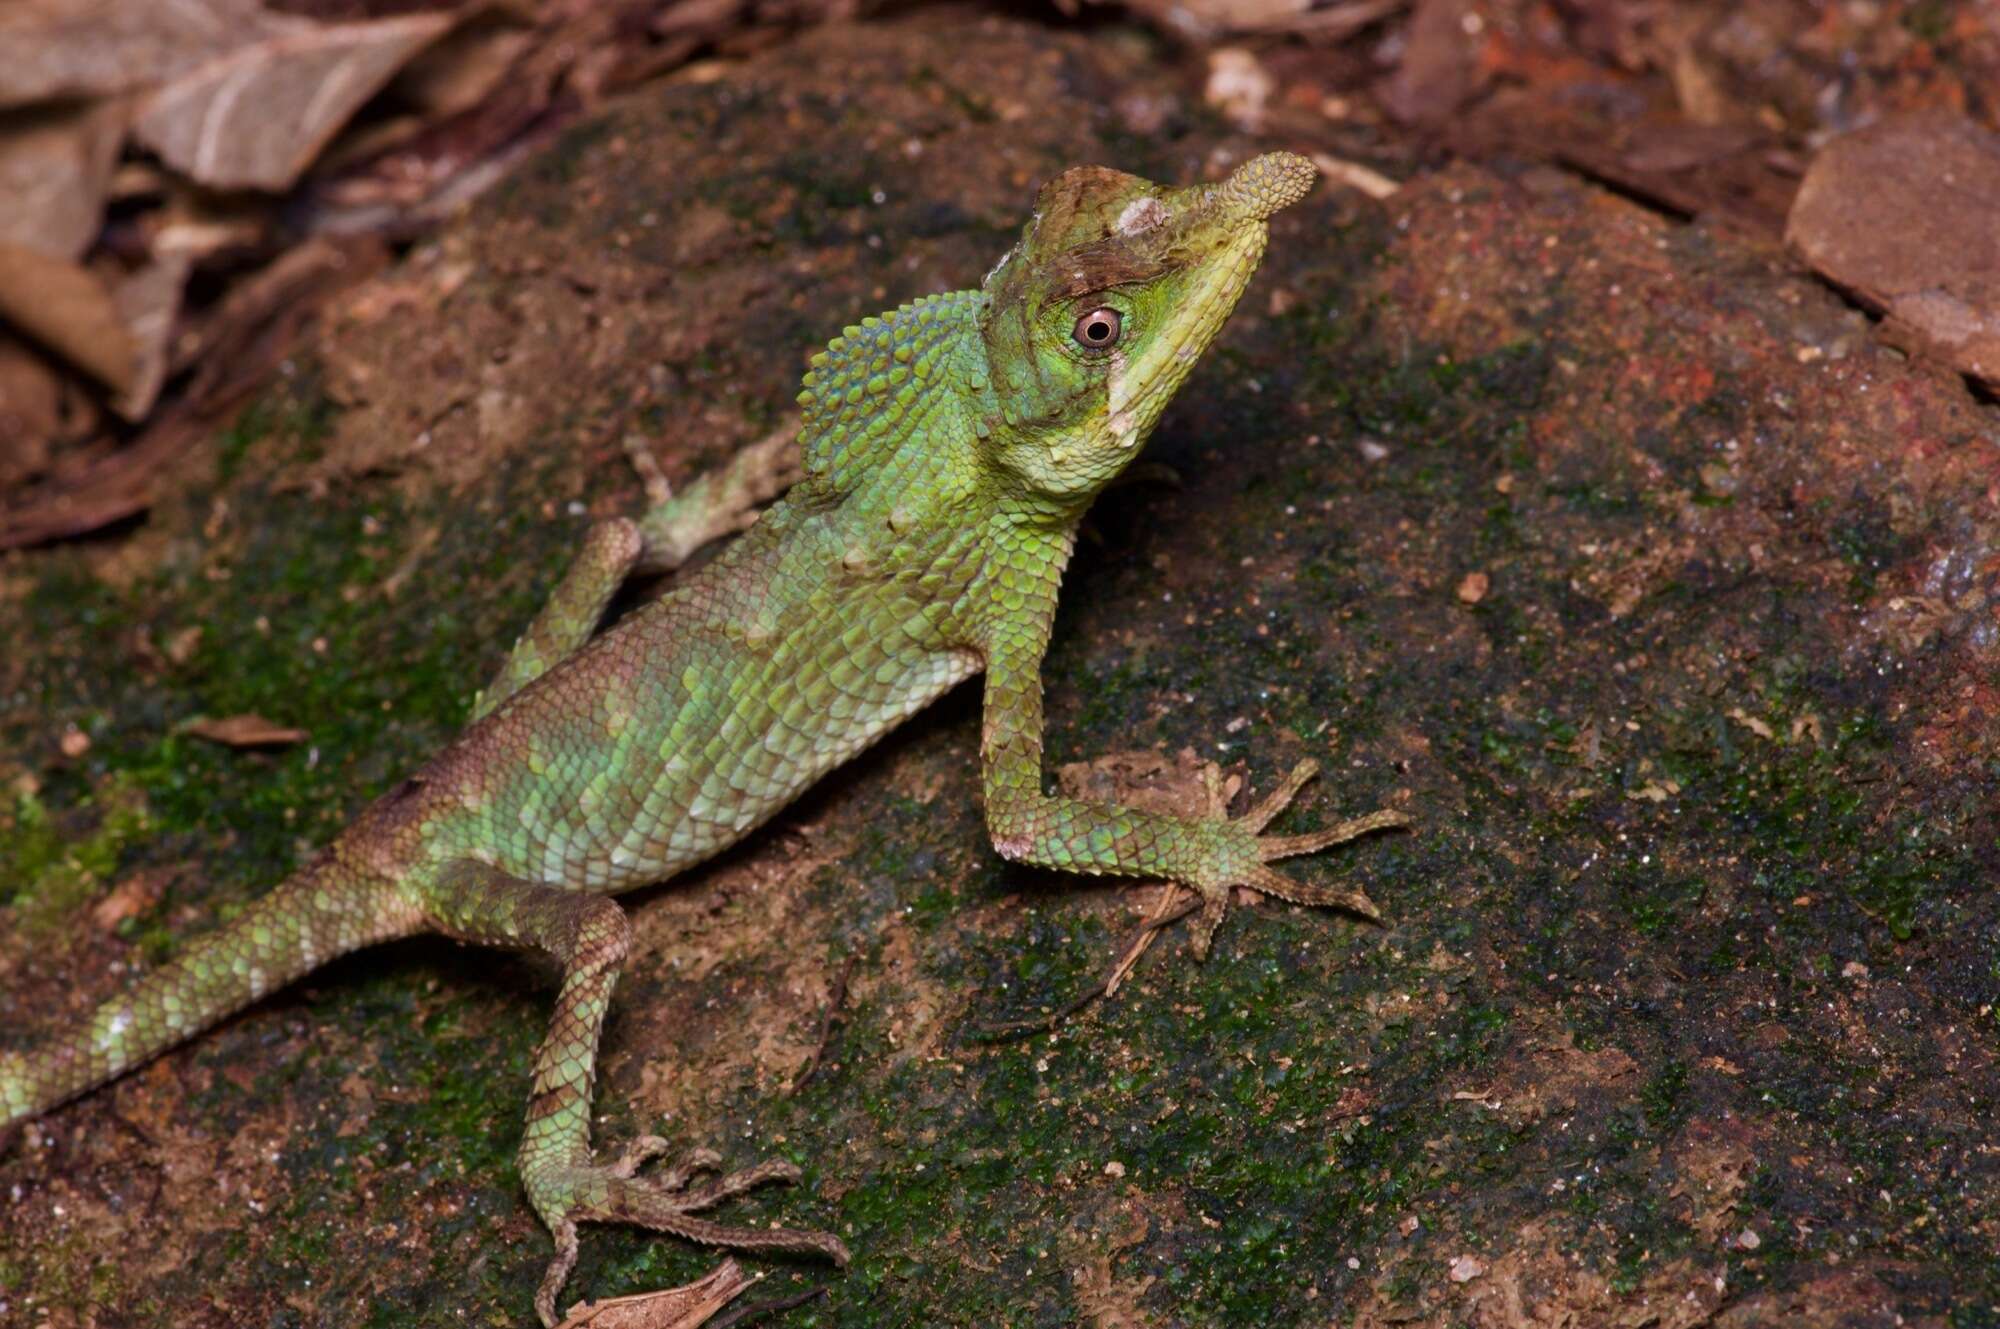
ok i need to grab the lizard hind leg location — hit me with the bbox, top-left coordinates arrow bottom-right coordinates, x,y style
420,859 -> 846,1328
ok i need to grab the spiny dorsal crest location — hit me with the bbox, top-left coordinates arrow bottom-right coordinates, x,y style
794,290 -> 978,493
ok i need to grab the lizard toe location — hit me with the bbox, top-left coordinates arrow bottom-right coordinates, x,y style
534,1219 -> 581,1328
608,1133 -> 673,1178
648,1144 -> 725,1192
1256,807 -> 1410,861
1244,863 -> 1383,923
1237,759 -> 1320,833
1187,883 -> 1231,961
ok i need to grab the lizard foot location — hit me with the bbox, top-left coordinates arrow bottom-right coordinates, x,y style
1189,759 -> 1409,960
528,1136 -> 850,1326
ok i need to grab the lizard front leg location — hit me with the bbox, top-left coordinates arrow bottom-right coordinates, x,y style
629,419 -> 801,575
473,425 -> 802,722
977,618 -> 1409,958
422,860 -> 848,1327
473,518 -> 647,721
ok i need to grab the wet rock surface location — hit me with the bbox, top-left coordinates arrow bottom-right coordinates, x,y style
2,12 -> 1995,1328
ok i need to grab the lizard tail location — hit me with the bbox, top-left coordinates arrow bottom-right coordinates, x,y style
1,850 -> 422,1130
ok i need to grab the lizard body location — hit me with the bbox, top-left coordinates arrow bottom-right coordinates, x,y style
1,153 -> 1406,1324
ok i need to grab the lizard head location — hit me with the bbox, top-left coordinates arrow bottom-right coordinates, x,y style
975,151 -> 1317,502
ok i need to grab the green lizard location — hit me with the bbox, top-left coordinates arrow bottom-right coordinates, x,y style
1,152 -> 1407,1324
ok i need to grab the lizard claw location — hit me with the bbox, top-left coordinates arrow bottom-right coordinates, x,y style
607,1134 -> 675,1178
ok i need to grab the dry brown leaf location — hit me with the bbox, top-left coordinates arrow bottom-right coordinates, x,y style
0,0 -> 293,108
314,9 -> 538,176
0,242 -> 136,392
135,12 -> 457,192
1111,0 -> 1398,42
0,98 -> 127,260
391,10 -> 536,118
311,111 -> 431,178
153,186 -> 270,261
1787,112 -> 2000,390
111,251 -> 194,420
90,865 -> 173,931
1376,0 -> 1481,127
650,0 -> 755,40
0,334 -> 64,483
0,409 -> 202,550
171,236 -> 368,381
554,1258 -> 753,1328
183,714 -> 310,747
1619,122 -> 1759,175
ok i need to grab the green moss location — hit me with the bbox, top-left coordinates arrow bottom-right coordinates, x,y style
1641,1059 -> 1689,1131
1829,509 -> 1905,600
0,777 -> 151,932
1902,0 -> 1954,41
213,399 -> 275,481
0,365 -> 624,1321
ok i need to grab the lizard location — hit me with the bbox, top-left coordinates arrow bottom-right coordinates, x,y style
0,151 -> 1409,1325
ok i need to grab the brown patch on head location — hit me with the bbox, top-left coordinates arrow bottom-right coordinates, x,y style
985,164 -> 1177,311
1042,237 -> 1173,301
1031,165 -> 1160,251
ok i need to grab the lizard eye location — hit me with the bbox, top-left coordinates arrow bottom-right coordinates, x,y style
1072,307 -> 1122,352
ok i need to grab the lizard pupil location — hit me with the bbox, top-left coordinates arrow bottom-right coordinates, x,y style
1073,307 -> 1121,351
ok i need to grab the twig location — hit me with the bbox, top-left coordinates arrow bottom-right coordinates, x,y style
708,1283 -> 828,1329
1103,882 -> 1191,997
969,892 -> 1202,1042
